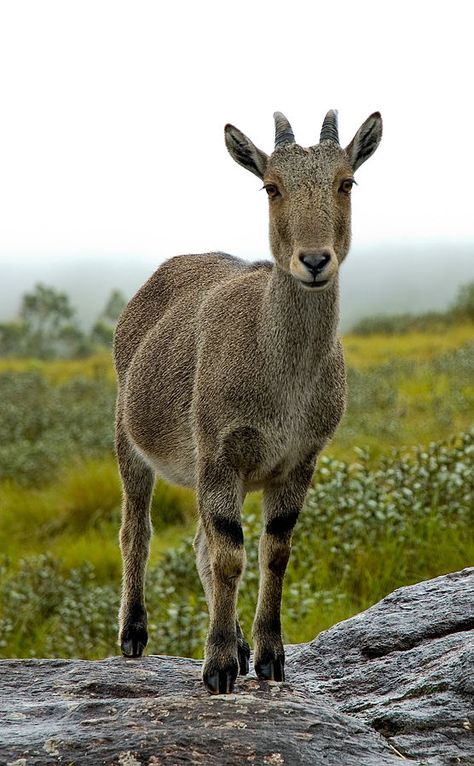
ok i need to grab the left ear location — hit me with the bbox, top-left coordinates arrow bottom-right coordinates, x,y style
345,112 -> 383,171
224,124 -> 269,180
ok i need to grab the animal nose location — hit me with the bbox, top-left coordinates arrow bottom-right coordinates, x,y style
298,250 -> 332,277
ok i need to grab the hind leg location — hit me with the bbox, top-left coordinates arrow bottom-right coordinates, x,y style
194,521 -> 250,675
116,418 -> 155,657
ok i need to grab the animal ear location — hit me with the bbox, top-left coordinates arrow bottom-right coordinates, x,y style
224,124 -> 268,180
345,112 -> 383,172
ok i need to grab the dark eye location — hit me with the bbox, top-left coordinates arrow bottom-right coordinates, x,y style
264,183 -> 280,199
339,178 -> 355,195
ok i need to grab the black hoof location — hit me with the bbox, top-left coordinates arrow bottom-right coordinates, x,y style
238,639 -> 250,676
255,656 -> 285,682
203,660 -> 238,695
120,623 -> 148,658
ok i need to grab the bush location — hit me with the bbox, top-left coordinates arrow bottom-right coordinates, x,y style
0,555 -> 118,658
0,371 -> 115,485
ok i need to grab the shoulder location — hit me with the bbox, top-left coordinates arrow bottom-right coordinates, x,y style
201,260 -> 272,314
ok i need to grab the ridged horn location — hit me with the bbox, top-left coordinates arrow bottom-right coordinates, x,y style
273,112 -> 295,149
319,109 -> 339,143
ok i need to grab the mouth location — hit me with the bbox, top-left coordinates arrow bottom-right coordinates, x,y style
298,278 -> 330,290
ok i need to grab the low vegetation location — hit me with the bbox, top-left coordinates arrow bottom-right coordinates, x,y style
0,283 -> 472,660
1,326 -> 471,484
0,431 -> 471,659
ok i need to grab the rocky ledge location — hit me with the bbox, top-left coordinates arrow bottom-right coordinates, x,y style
1,568 -> 473,766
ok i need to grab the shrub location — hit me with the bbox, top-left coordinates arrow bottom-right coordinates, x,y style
0,371 -> 115,485
0,555 -> 118,658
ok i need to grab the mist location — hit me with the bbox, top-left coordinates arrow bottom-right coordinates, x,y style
2,240 -> 472,333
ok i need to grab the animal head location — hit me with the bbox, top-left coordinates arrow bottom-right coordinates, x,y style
225,110 -> 382,291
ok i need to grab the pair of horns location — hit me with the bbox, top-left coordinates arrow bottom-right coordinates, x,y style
274,110 -> 339,149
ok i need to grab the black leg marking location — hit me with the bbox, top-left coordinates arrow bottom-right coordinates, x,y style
211,515 -> 244,546
266,511 -> 299,538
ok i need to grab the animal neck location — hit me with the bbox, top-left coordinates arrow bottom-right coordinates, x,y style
261,265 -> 340,374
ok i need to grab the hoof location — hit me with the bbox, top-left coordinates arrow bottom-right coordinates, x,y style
238,639 -> 250,676
120,623 -> 148,658
255,655 -> 285,682
203,659 -> 238,695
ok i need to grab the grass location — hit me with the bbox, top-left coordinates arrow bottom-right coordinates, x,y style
0,458 -> 195,579
282,432 -> 474,642
0,350 -> 114,384
344,323 -> 473,367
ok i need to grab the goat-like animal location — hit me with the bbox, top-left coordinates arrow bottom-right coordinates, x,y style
114,109 -> 382,694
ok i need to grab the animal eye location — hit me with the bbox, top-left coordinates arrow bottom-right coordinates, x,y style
264,183 -> 280,199
339,179 -> 355,194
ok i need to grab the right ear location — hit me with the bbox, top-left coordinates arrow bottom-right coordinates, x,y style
345,112 -> 383,172
224,124 -> 268,180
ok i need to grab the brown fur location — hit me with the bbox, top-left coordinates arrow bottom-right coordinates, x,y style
114,110 -> 382,694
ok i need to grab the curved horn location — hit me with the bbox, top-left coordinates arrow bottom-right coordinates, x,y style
274,111 -> 295,149
320,109 -> 339,144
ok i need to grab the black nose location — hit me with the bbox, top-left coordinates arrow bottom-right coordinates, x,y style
299,250 -> 331,277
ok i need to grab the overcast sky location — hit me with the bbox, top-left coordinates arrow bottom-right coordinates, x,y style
0,0 -> 473,267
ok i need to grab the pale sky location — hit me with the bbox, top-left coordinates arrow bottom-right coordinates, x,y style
0,0 -> 473,266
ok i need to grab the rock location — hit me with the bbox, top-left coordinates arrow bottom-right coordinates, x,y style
1,569 -> 473,766
289,567 -> 474,765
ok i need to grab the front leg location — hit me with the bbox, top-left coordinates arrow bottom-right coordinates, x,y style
194,521 -> 250,676
253,458 -> 315,681
198,459 -> 246,695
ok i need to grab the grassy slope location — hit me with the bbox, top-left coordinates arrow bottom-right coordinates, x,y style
344,324 -> 473,366
335,329 -> 473,460
0,461 -> 195,581
0,351 -> 115,384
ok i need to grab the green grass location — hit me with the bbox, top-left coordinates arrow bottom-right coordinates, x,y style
0,350 -> 114,384
344,323 -> 473,367
0,458 -> 195,580
282,431 -> 474,642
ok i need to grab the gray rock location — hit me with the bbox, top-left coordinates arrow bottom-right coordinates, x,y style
1,569 -> 473,765
289,567 -> 474,765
